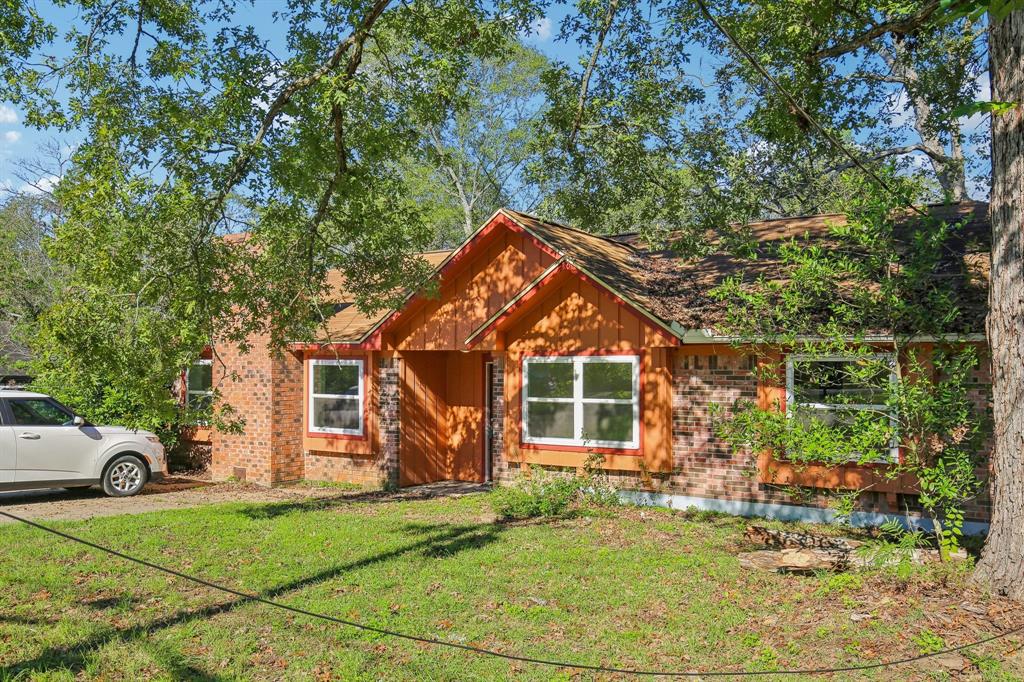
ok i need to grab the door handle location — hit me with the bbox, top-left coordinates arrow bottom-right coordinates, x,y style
17,433 -> 41,440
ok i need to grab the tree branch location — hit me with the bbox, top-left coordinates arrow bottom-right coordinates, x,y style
205,0 -> 392,228
128,2 -> 144,71
826,143 -> 952,173
809,0 -> 965,60
569,0 -> 620,146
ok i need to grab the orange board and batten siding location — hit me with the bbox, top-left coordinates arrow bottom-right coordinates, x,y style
502,276 -> 677,474
385,225 -> 557,352
399,351 -> 449,486
445,351 -> 486,482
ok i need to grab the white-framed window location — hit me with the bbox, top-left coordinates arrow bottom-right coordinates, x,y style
522,355 -> 640,449
186,359 -> 214,412
309,358 -> 364,436
785,354 -> 899,462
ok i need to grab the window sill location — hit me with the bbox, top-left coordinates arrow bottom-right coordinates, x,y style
757,452 -> 916,493
181,426 -> 212,443
306,429 -> 367,441
515,447 -> 667,472
520,440 -> 641,455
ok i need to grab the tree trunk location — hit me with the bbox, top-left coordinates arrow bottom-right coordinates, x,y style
975,7 -> 1024,600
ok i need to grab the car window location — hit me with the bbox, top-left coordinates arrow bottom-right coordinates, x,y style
8,398 -> 74,426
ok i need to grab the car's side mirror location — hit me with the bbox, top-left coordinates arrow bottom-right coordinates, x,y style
72,415 -> 85,427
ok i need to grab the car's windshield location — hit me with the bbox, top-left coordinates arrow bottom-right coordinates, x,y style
7,398 -> 75,426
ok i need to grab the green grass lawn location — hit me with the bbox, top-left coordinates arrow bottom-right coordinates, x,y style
0,491 -> 1021,681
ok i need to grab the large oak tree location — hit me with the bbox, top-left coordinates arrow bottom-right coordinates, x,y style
1,0 -> 1021,595
975,5 -> 1023,600
542,0 -> 1022,596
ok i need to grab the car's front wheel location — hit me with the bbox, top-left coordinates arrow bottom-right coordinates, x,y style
102,455 -> 148,497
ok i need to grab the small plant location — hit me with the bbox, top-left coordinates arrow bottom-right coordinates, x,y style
490,460 -> 621,520
911,628 -> 946,655
814,572 -> 863,597
580,452 -> 622,508
490,467 -> 581,519
830,490 -> 860,525
854,520 -> 932,578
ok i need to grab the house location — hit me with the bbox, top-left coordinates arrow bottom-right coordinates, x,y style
183,201 -> 992,530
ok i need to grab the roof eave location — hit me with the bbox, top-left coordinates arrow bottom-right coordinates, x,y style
677,329 -> 988,344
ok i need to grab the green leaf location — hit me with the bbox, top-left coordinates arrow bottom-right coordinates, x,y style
951,100 -> 1020,118
934,0 -> 1024,24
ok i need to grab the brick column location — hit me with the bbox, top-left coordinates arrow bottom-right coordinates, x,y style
378,356 -> 401,488
489,355 -> 507,482
671,353 -> 765,501
208,334 -> 304,487
270,349 -> 304,485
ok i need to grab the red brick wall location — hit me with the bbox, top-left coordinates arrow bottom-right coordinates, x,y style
270,348 -> 304,485
489,355 -> 507,481
669,352 -> 798,506
963,356 -> 993,522
209,334 -> 304,486
304,452 -> 385,486
379,357 -> 400,488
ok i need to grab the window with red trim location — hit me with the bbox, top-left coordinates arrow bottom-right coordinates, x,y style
522,355 -> 640,449
309,358 -> 364,436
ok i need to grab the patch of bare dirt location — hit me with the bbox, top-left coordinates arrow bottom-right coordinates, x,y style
0,478 -> 344,523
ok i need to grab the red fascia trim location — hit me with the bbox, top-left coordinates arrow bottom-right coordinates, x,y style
516,349 -> 646,457
289,340 -> 379,352
303,349 -> 372,442
370,212 -> 563,344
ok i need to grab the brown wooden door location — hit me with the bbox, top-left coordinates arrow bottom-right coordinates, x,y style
399,353 -> 449,486
446,352 -> 485,483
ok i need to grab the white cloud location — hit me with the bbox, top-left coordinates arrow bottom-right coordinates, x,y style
528,16 -> 552,41
19,174 -> 59,195
0,105 -> 17,124
3,131 -> 20,143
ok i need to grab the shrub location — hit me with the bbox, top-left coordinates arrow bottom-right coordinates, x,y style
491,463 -> 620,520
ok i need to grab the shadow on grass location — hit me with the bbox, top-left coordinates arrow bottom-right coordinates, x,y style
238,481 -> 492,521
1,519 -> 506,679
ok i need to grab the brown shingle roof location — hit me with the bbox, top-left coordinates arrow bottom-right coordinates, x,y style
318,202 -> 989,344
506,202 -> 989,338
319,250 -> 452,342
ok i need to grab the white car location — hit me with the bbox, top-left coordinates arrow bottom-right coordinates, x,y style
0,390 -> 167,496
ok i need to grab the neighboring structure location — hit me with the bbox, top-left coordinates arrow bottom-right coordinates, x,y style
184,202 -> 992,528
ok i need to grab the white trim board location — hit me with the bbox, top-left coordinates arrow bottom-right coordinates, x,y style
618,489 -> 990,536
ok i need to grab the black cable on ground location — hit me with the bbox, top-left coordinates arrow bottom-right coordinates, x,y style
2,509 -> 1021,677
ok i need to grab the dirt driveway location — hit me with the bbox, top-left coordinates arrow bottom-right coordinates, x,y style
0,478 -> 490,523
0,477 -> 344,523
